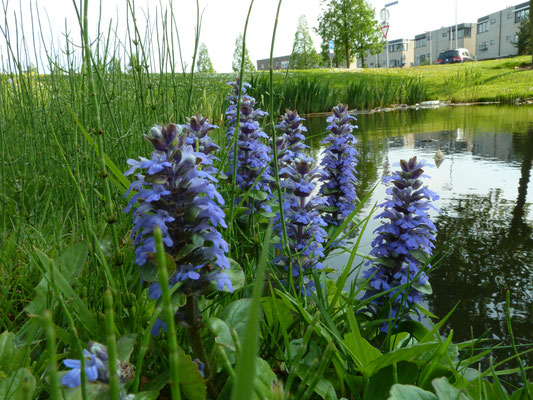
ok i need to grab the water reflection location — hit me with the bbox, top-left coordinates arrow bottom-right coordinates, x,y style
306,105 -> 533,367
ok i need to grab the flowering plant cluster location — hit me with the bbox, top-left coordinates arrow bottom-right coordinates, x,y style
61,341 -> 133,397
363,156 -> 439,331
274,109 -> 308,169
320,103 -> 359,224
225,80 -> 272,211
124,122 -> 231,323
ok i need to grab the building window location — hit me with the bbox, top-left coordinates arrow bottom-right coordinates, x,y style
491,18 -> 496,24
261,63 -> 265,69
415,37 -> 426,48
442,31 -> 448,37
508,13 -> 513,19
478,42 -> 489,52
490,40 -> 495,45
389,43 -> 406,52
427,53 -> 430,57
281,61 -> 289,69
477,21 -> 489,33
506,35 -> 512,42
515,9 -> 529,23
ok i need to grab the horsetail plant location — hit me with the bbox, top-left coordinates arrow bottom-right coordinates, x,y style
363,156 -> 439,332
320,104 -> 359,225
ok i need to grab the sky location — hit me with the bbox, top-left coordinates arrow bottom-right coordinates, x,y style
0,0 -> 522,73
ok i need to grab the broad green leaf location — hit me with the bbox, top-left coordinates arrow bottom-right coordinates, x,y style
344,308 -> 382,370
55,241 -> 89,280
254,357 -> 277,400
432,377 -> 471,400
209,317 -> 236,363
133,391 -> 160,400
388,384 -> 437,400
364,362 -> 419,400
0,331 -> 15,373
219,258 -> 245,292
116,334 -> 137,362
176,345 -> 206,400
363,342 -> 441,379
222,298 -> 254,343
138,263 -> 159,283
413,280 -> 433,295
0,368 -> 36,400
249,190 -> 269,201
32,248 -> 98,336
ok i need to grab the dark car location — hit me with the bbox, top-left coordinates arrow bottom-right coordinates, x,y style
435,49 -> 476,64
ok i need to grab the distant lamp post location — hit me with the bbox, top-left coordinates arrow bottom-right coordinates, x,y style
381,1 -> 398,68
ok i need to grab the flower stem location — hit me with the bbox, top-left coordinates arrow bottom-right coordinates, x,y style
154,226 -> 181,400
184,295 -> 218,399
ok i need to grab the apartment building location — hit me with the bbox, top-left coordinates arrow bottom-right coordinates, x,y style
256,55 -> 291,71
358,39 -> 414,68
414,23 -> 477,66
476,2 -> 530,60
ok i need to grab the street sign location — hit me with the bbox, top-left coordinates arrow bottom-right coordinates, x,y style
380,8 -> 390,23
385,1 -> 398,7
328,40 -> 334,53
380,25 -> 389,39
328,51 -> 334,68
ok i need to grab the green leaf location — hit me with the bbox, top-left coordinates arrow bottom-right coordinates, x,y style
413,280 -> 433,295
176,345 -> 206,400
254,357 -> 278,400
388,384 -> 437,400
432,377 -> 471,400
249,190 -> 269,201
0,331 -> 15,373
116,334 -> 137,362
373,257 -> 400,268
138,263 -> 159,283
133,391 -> 160,400
222,298 -> 255,343
209,317 -> 236,363
410,249 -> 430,264
322,206 -> 339,213
344,308 -> 382,370
55,241 -> 89,280
32,248 -> 98,336
364,362 -> 419,400
363,343 -> 441,379
219,258 -> 245,292
0,368 -> 36,400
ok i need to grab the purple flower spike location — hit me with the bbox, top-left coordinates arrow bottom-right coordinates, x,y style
363,156 -> 439,332
274,109 -> 309,170
225,80 -> 273,212
124,120 -> 232,337
275,154 -> 328,292
319,104 -> 359,225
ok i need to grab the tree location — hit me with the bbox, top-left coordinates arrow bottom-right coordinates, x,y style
316,0 -> 384,69
516,16 -> 532,56
231,34 -> 256,72
196,43 -> 216,73
291,16 -> 320,69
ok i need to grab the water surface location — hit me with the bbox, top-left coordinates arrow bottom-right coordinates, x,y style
307,105 -> 533,369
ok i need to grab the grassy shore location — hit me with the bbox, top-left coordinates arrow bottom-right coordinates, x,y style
275,55 -> 533,105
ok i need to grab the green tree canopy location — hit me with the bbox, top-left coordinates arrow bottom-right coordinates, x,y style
316,0 -> 384,68
196,43 -> 216,73
231,33 -> 256,72
291,15 -> 320,69
515,4 -> 532,62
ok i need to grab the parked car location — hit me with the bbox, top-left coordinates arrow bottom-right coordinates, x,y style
435,49 -> 476,64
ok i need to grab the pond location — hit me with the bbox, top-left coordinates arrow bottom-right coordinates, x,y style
306,105 -> 533,370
